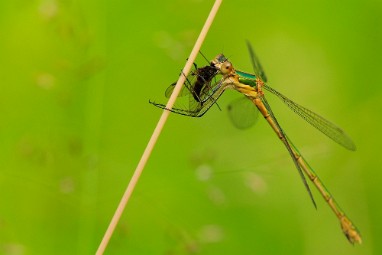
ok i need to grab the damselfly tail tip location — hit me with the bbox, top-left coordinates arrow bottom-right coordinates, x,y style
340,217 -> 362,244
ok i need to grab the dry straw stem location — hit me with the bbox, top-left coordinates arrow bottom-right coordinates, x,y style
95,0 -> 223,254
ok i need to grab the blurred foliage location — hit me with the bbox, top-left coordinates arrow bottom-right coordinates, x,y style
0,0 -> 381,254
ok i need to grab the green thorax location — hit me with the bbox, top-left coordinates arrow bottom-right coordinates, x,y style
236,70 -> 257,88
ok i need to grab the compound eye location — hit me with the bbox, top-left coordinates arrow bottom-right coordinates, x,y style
221,62 -> 232,74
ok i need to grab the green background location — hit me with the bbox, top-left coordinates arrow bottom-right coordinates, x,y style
0,0 -> 380,254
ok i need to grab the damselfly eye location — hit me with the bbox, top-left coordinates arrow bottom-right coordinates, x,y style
220,62 -> 232,74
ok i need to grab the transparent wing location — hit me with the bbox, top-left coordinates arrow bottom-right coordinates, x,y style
165,68 -> 201,98
263,84 -> 356,151
151,63 -> 223,117
246,41 -> 267,82
260,95 -> 317,208
165,81 -> 190,98
227,97 -> 259,129
150,77 -> 226,117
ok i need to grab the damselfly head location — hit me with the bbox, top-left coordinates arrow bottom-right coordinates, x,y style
211,54 -> 234,75
211,54 -> 227,65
